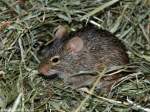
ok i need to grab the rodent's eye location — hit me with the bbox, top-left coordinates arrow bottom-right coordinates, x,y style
50,56 -> 60,64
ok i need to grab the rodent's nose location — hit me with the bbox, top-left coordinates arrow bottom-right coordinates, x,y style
38,64 -> 58,77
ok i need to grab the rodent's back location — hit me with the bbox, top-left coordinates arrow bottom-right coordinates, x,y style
71,26 -> 129,68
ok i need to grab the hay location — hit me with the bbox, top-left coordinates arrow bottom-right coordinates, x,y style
0,0 -> 150,111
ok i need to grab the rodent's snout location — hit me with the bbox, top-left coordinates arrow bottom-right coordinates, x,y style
38,64 -> 59,77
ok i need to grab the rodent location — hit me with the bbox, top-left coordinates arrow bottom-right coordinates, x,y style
38,24 -> 129,91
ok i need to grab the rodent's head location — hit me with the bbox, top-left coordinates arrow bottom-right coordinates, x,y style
38,36 -> 95,78
38,25 -> 94,79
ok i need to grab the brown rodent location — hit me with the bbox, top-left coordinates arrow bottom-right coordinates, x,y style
38,25 -> 129,91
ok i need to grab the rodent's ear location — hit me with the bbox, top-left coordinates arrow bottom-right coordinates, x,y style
66,36 -> 84,54
54,25 -> 68,39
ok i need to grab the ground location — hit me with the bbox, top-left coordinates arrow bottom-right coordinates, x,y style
0,0 -> 150,112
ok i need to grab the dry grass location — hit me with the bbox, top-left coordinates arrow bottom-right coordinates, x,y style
0,0 -> 150,111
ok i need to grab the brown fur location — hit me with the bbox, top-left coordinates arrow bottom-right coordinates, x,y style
38,25 -> 129,92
